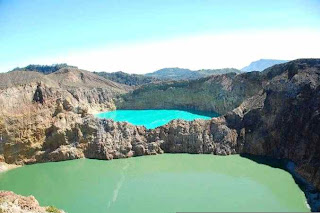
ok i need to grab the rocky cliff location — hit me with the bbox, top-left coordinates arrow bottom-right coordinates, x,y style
116,71 -> 263,114
1,59 -> 320,211
0,191 -> 65,213
238,59 -> 320,194
0,68 -> 129,164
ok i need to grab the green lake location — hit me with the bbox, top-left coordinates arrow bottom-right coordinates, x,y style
95,109 -> 218,129
0,154 -> 309,212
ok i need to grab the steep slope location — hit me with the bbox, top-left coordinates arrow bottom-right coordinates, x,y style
226,59 -> 320,210
145,67 -> 242,80
237,59 -> 320,185
0,68 -> 129,115
95,71 -> 159,86
1,59 -> 320,211
49,68 -> 128,91
241,59 -> 289,72
0,68 -> 129,164
116,72 -> 262,115
0,71 -> 58,89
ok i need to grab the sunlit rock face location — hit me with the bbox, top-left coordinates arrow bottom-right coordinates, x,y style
0,68 -> 128,164
0,60 -> 320,209
116,71 -> 264,115
0,191 -> 65,213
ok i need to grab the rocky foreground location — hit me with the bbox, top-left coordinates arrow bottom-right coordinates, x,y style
0,59 -> 320,211
0,191 -> 64,213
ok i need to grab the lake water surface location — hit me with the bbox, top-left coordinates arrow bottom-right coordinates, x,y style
0,154 -> 309,213
96,109 -> 217,129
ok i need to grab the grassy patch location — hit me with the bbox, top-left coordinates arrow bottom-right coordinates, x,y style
46,206 -> 60,213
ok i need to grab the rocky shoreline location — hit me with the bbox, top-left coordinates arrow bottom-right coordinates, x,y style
0,59 -> 320,212
0,191 -> 65,213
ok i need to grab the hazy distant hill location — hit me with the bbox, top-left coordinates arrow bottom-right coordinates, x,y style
197,68 -> 242,77
95,71 -> 159,86
241,59 -> 289,72
11,63 -> 78,74
145,67 -> 241,80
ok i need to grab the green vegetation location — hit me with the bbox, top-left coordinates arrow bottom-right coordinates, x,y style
95,71 -> 159,86
46,206 -> 61,213
145,67 -> 242,80
11,64 -> 77,74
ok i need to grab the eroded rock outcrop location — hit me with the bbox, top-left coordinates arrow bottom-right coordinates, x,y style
1,59 -> 320,211
116,71 -> 263,115
0,191 -> 65,213
222,60 -> 320,192
0,68 -> 129,164
150,118 -> 237,155
1,60 -> 319,182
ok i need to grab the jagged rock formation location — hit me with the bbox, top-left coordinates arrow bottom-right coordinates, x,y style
35,115 -> 164,163
0,67 -> 129,164
1,59 -> 319,172
1,59 -> 320,211
237,59 -> 320,191
0,191 -> 65,213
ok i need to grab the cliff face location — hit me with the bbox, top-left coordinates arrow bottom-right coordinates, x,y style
26,113 -> 237,163
116,72 -> 263,115
238,59 -> 320,190
1,60 -> 319,176
1,59 -> 320,211
0,68 -> 129,164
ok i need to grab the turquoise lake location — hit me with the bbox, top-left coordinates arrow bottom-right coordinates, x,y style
96,109 -> 218,129
0,154 -> 309,213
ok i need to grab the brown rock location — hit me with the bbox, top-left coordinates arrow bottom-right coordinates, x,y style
0,191 -> 65,213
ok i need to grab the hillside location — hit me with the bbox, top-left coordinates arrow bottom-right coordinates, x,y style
9,64 -> 242,84
11,63 -> 77,74
0,67 -> 129,118
145,67 -> 242,80
50,68 -> 128,90
0,71 -> 58,89
95,71 -> 159,86
241,59 -> 289,72
1,59 -> 320,211
116,71 -> 262,114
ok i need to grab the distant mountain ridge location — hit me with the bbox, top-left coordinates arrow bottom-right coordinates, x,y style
145,67 -> 242,80
11,63 -> 78,74
241,59 -> 289,72
95,71 -> 158,86
12,64 -> 242,86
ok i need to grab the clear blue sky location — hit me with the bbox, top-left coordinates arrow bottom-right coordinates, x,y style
1,0 -> 319,72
